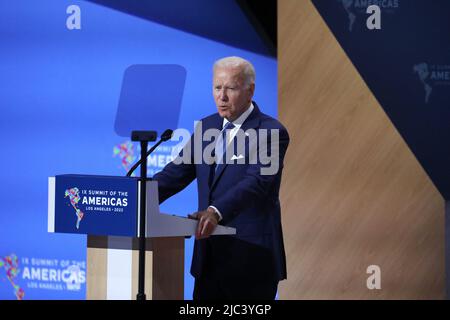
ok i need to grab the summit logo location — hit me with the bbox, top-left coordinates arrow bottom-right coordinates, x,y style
414,62 -> 450,104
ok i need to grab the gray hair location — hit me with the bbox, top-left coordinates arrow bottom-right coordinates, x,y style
213,56 -> 256,86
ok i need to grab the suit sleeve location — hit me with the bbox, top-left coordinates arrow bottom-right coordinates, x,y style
211,126 -> 290,221
152,134 -> 196,204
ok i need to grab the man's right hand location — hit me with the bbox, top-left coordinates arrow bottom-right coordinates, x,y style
188,208 -> 219,240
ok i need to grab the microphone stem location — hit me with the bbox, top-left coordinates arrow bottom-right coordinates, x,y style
126,139 -> 164,177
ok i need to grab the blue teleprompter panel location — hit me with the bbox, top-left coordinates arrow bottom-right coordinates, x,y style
114,64 -> 186,138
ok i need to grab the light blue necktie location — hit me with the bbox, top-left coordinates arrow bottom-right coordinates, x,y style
215,121 -> 235,172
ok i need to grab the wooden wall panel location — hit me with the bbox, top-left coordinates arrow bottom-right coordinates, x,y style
278,0 -> 445,299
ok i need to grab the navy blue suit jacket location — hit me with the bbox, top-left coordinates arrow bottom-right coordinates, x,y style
153,102 -> 289,283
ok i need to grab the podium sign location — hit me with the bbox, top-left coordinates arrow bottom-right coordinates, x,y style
48,174 -> 236,299
48,175 -> 139,237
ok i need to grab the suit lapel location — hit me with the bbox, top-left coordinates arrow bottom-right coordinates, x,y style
205,114 -> 223,190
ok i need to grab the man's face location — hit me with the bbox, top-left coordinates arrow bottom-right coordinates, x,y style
213,66 -> 255,121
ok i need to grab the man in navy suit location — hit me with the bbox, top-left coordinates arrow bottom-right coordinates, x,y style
153,56 -> 289,300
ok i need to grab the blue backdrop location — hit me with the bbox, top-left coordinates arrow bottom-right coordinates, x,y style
0,0 -> 277,299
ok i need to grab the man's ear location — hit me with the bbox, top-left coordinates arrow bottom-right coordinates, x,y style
249,83 -> 255,96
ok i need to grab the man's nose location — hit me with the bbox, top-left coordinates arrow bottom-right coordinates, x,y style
219,89 -> 228,101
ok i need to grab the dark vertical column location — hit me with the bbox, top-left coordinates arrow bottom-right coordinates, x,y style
137,140 -> 148,300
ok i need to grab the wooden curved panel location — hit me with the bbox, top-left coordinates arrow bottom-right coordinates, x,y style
278,0 -> 444,299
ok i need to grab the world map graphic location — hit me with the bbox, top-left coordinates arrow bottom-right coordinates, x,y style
64,188 -> 85,229
0,254 -> 25,300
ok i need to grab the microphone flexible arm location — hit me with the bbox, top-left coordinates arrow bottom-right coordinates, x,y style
126,139 -> 163,177
126,129 -> 173,177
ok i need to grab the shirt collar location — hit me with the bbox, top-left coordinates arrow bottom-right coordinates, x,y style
222,102 -> 254,129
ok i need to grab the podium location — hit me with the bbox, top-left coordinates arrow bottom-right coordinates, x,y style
47,174 -> 235,300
